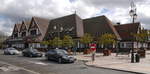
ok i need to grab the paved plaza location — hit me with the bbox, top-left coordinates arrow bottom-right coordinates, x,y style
74,51 -> 150,74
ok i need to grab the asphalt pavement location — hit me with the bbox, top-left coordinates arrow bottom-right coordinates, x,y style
0,50 -> 138,74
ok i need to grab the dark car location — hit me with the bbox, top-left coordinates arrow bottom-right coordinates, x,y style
45,49 -> 76,63
22,48 -> 43,57
4,47 -> 20,55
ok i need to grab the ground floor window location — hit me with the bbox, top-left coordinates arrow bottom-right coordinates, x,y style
29,43 -> 47,48
12,44 -> 24,48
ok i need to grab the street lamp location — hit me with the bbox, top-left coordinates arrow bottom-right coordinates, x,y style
129,0 -> 137,63
53,24 -> 63,48
53,24 -> 63,38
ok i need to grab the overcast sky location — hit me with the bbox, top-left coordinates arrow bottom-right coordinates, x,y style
0,0 -> 150,35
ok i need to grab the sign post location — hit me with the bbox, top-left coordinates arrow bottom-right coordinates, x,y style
90,43 -> 96,61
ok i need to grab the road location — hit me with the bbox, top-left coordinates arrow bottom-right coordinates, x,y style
0,51 -> 138,74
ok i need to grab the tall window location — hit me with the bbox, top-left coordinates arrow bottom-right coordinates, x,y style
14,33 -> 18,38
30,30 -> 37,35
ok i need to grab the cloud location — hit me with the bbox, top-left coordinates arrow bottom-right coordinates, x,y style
0,16 -> 14,35
0,0 -> 150,36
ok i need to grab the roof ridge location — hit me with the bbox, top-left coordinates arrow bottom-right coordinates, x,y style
83,15 -> 106,20
51,13 -> 79,21
103,16 -> 121,40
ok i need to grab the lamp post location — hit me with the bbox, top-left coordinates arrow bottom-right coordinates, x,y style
53,24 -> 63,48
129,0 -> 137,63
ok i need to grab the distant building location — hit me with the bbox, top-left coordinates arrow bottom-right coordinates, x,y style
115,22 -> 148,49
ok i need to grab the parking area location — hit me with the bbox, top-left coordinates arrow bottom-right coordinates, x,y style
0,49 -> 137,74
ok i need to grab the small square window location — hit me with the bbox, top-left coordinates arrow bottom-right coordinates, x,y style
30,30 -> 36,35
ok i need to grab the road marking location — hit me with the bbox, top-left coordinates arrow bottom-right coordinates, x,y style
0,61 -> 40,74
0,65 -> 20,71
28,61 -> 48,65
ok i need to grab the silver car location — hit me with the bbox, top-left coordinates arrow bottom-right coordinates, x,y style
4,47 -> 20,55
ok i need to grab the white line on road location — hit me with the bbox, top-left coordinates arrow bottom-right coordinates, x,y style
0,61 -> 40,74
28,61 -> 48,65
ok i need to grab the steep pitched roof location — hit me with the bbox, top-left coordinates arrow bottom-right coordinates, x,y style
20,21 -> 31,32
16,23 -> 22,32
12,23 -> 22,33
23,21 -> 31,29
83,15 -> 121,40
114,22 -> 140,41
45,14 -> 84,40
30,17 -> 50,41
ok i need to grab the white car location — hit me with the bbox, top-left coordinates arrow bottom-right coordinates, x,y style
4,47 -> 20,55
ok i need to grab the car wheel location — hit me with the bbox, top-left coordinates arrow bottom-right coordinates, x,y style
4,52 -> 7,55
47,57 -> 50,60
9,52 -> 12,55
23,54 -> 26,56
58,58 -> 62,63
29,54 -> 33,57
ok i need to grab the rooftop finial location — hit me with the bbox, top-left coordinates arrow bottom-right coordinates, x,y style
74,10 -> 76,14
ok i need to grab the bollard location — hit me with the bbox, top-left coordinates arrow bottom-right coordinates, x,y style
135,53 -> 140,63
131,52 -> 135,63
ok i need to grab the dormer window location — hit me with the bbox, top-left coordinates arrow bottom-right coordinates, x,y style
30,29 -> 37,35
21,32 -> 26,37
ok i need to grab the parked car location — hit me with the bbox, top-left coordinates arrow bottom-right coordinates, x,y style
45,49 -> 76,63
22,48 -> 43,57
4,47 -> 20,55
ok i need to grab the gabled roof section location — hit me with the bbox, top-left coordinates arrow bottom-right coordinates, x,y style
114,22 -> 141,41
83,15 -> 121,40
23,20 -> 31,28
12,23 -> 22,33
16,23 -> 22,32
11,23 -> 22,37
33,17 -> 50,35
29,17 -> 50,41
20,21 -> 31,31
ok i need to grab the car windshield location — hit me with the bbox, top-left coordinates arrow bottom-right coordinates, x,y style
30,49 -> 38,52
25,48 -> 38,52
8,48 -> 16,50
56,49 -> 68,55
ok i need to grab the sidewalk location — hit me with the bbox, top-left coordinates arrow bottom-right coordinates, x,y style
74,51 -> 150,74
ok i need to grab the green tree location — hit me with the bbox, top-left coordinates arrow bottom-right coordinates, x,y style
98,33 -> 117,49
80,33 -> 93,49
62,35 -> 74,49
52,37 -> 62,48
41,40 -> 53,48
133,30 -> 149,48
41,40 -> 51,45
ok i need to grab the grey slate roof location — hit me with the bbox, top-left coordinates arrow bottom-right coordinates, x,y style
114,22 -> 140,41
45,14 -> 84,40
83,15 -> 121,40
